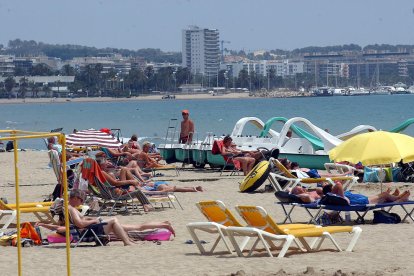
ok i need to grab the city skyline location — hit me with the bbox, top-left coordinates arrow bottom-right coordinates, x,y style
1,0 -> 414,52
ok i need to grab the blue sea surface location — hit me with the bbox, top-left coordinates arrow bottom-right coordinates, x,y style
0,95 -> 413,149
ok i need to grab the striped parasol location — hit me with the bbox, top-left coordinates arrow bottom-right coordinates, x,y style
66,129 -> 122,149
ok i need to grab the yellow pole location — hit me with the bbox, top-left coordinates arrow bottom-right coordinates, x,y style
61,134 -> 71,276
13,138 -> 22,276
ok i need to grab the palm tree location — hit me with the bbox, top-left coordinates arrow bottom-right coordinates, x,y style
19,77 -> 29,98
61,64 -> 76,76
4,76 -> 16,99
43,84 -> 51,98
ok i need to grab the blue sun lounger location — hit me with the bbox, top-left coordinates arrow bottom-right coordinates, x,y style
275,192 -> 414,224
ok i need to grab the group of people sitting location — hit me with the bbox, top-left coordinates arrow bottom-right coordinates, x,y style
48,133 -> 204,211
37,189 -> 175,246
103,134 -> 168,169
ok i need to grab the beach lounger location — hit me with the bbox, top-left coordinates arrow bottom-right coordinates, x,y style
186,200 -> 315,256
0,200 -> 57,229
226,205 -> 361,257
324,162 -> 363,176
276,193 -> 414,224
268,158 -> 358,192
186,200 -> 250,255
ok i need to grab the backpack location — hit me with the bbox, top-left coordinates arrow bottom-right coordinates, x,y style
373,210 -> 401,224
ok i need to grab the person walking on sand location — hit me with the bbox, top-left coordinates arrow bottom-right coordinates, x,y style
179,109 -> 194,144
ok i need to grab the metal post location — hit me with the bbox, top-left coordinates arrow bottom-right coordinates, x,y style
13,137 -> 22,276
61,134 -> 71,276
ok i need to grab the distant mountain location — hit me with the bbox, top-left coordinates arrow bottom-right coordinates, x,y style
2,39 -> 182,63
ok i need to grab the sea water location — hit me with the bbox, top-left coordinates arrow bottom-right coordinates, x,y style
0,94 -> 413,149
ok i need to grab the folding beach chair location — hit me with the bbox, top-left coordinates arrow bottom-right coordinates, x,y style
268,158 -> 358,192
72,222 -> 109,247
211,140 -> 241,176
80,158 -> 180,215
226,205 -> 362,257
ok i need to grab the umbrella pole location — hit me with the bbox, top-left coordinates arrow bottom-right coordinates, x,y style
379,164 -> 384,193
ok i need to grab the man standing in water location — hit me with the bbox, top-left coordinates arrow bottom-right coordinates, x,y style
179,109 -> 194,144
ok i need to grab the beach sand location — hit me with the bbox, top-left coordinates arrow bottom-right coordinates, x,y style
0,90 -> 309,105
1,151 -> 414,276
0,92 -> 252,105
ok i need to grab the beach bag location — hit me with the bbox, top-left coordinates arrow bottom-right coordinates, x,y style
316,211 -> 341,225
363,167 -> 385,183
373,210 -> 401,224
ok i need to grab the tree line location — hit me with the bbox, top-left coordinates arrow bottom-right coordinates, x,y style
3,39 -> 414,62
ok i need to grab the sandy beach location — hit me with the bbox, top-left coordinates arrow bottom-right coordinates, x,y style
0,91 -> 310,105
1,151 -> 414,276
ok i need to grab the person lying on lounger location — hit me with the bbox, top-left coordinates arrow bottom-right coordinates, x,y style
290,185 -> 324,203
95,151 -> 152,182
323,182 -> 411,205
36,189 -> 175,246
97,156 -> 203,193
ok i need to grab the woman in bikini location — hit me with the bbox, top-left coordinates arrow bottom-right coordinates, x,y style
221,135 -> 262,175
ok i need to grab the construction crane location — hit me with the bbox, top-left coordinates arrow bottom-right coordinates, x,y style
220,40 -> 231,62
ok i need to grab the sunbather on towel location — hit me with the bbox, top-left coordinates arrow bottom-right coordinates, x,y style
37,189 -> 175,246
142,181 -> 203,193
323,182 -> 411,204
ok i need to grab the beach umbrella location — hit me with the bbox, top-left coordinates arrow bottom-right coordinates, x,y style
329,131 -> 414,190
66,129 -> 122,149
328,131 -> 414,166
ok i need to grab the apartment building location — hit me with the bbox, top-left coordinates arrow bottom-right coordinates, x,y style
182,25 -> 220,77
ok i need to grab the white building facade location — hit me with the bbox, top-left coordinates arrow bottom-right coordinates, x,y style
182,26 -> 220,77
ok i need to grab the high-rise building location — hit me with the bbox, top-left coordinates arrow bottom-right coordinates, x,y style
182,25 -> 220,77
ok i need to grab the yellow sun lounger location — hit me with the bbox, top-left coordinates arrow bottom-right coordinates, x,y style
186,200 -> 315,255
225,205 -> 362,257
0,200 -> 57,232
0,200 -> 89,233
268,158 -> 358,192
186,200 -> 245,254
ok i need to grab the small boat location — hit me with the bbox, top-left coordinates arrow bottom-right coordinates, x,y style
312,87 -> 333,97
347,87 -> 370,96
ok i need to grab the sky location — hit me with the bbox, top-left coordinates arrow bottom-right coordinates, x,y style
1,0 -> 414,52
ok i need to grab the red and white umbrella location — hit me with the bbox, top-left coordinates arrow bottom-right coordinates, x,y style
66,129 -> 122,149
